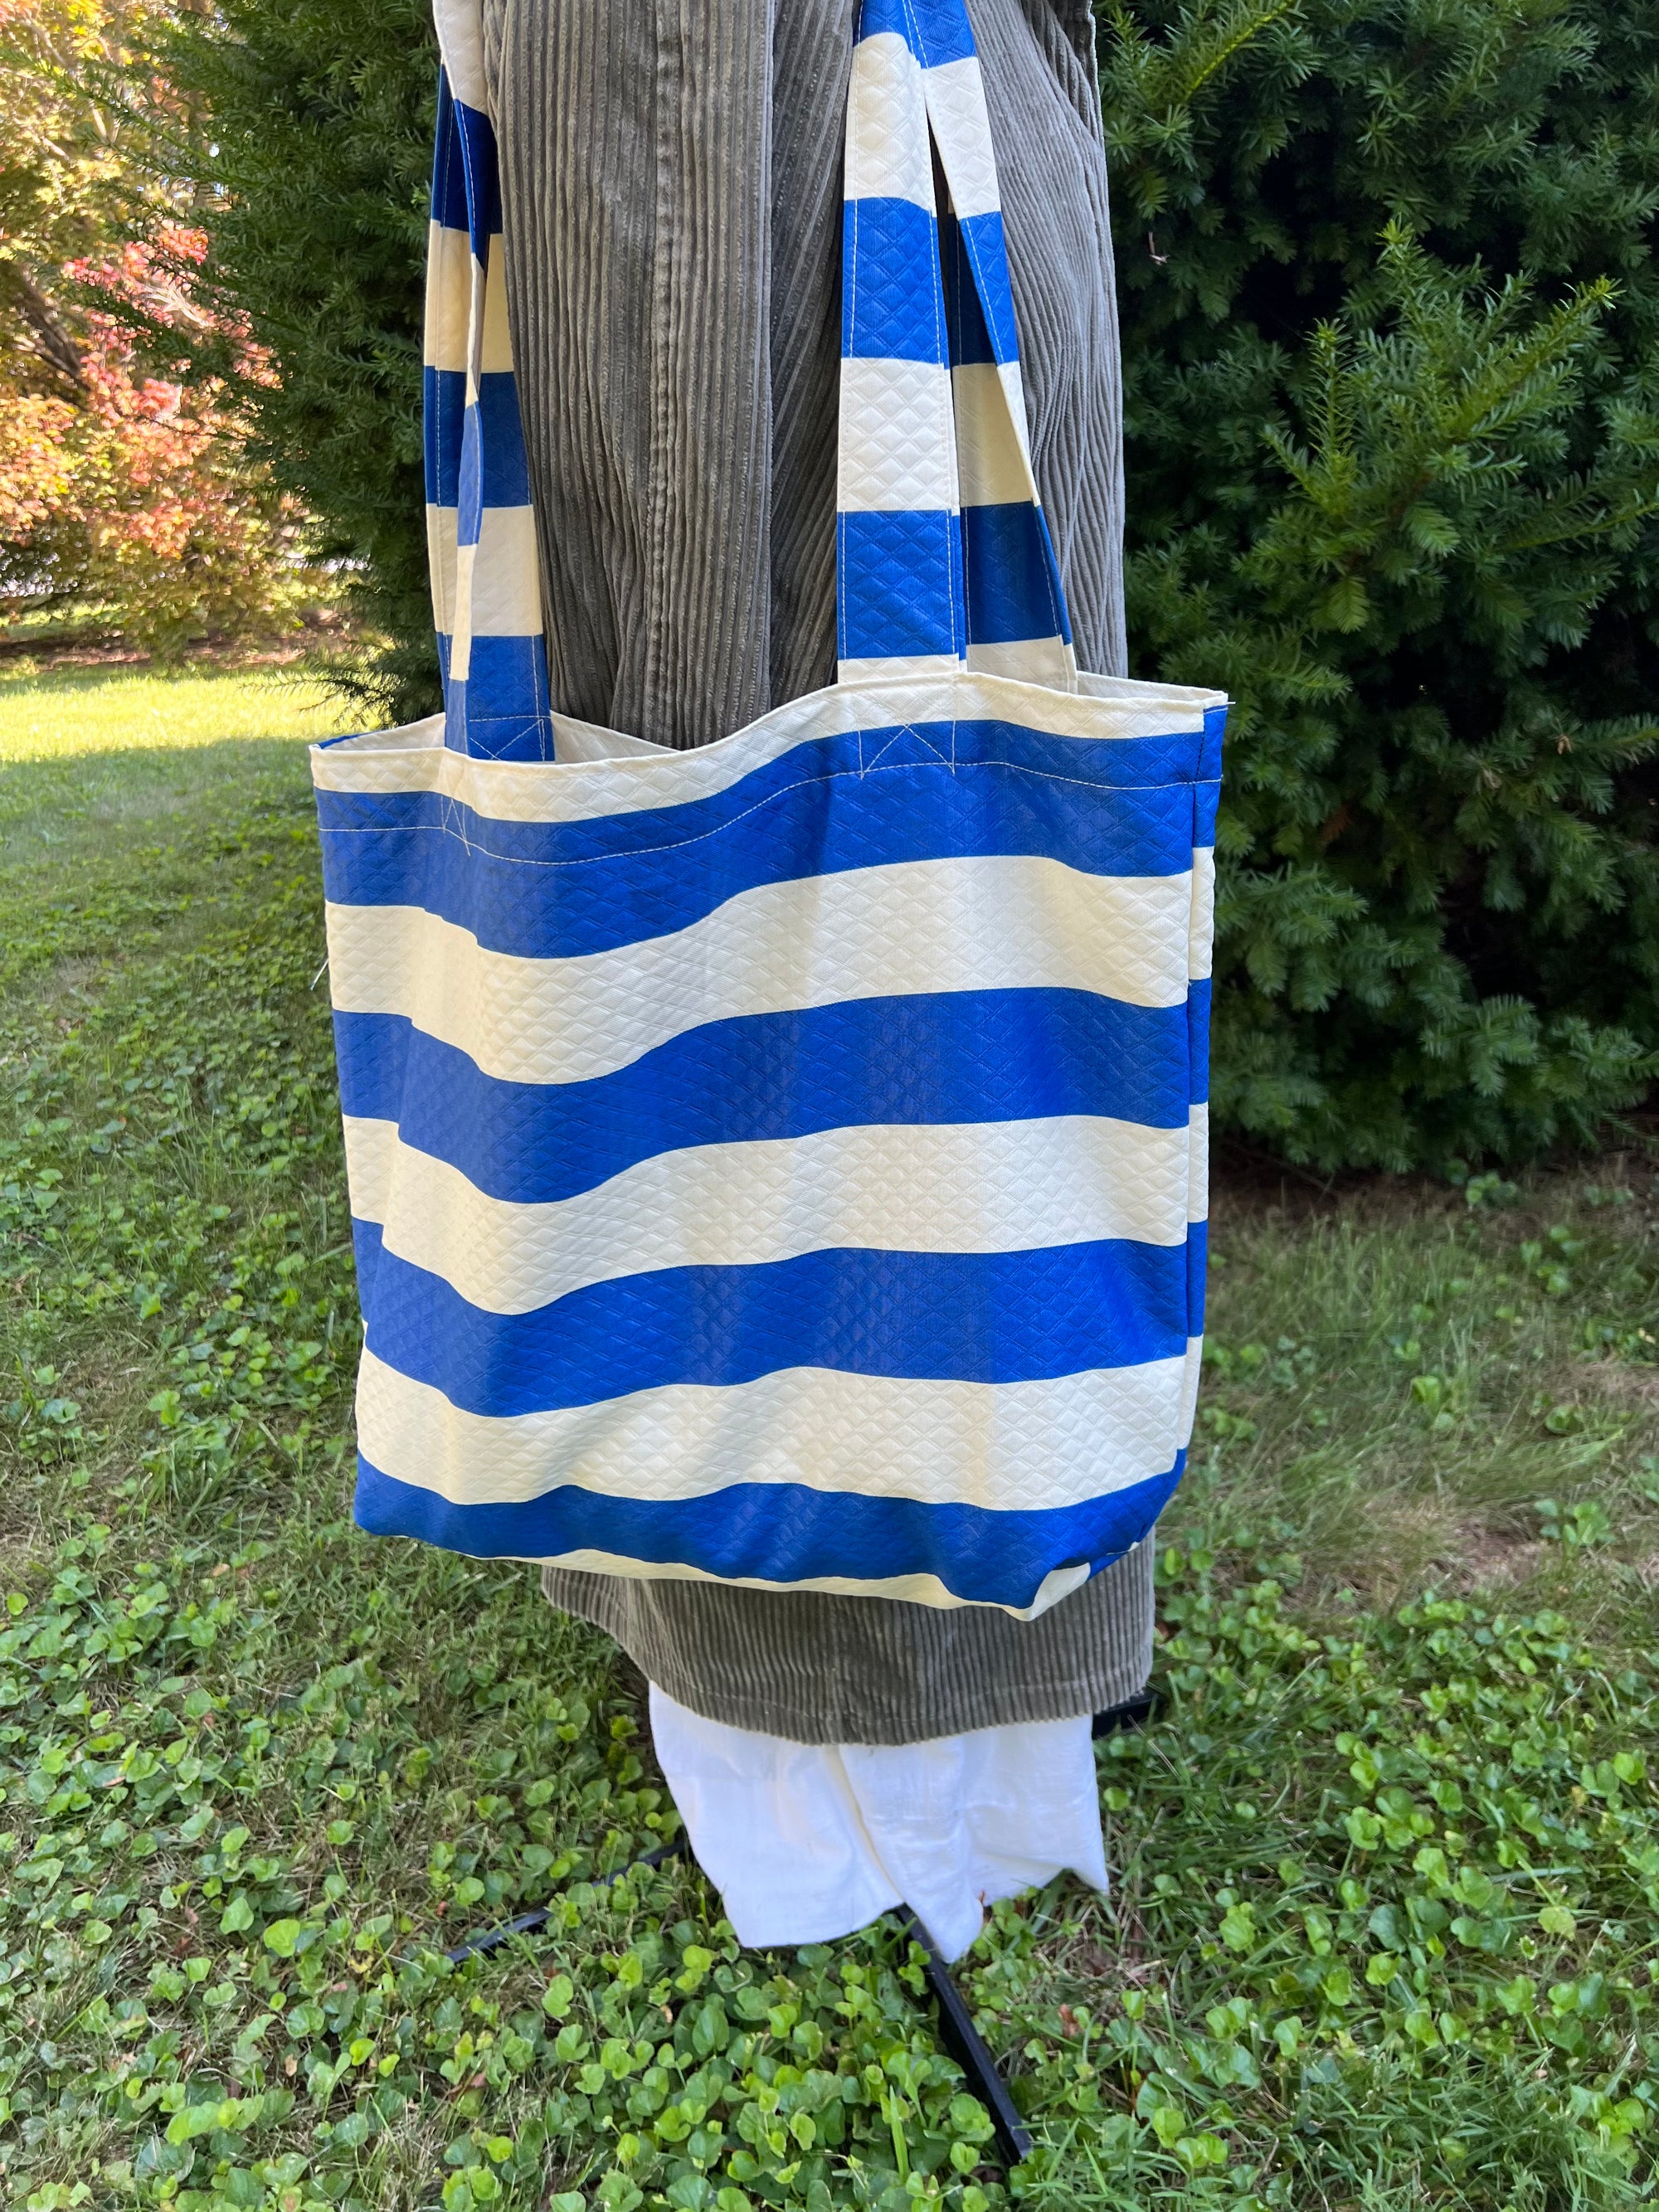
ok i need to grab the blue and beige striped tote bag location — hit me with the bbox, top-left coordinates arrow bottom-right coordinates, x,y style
311,0 -> 1228,1619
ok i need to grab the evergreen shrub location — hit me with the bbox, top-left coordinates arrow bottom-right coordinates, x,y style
163,0 -> 1659,1163
158,0 -> 440,723
1107,0 -> 1659,1165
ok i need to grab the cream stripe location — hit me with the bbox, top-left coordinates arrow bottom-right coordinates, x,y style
838,358 -> 958,512
431,0 -> 489,112
552,717 -> 680,762
313,668 -> 1227,819
1190,847 -> 1215,984
467,505 -> 542,637
356,1340 -> 1204,1516
325,855 -> 1200,1086
425,506 -> 459,639
344,1107 -> 1209,1314
479,238 -> 514,375
996,359 -> 1034,467
833,654 -> 965,687
966,638 -> 1073,685
844,32 -> 932,210
464,253 -> 488,405
1078,670 -> 1224,711
525,1547 -> 1093,1621
449,541 -> 475,683
923,56 -> 1000,220
954,361 -> 1036,506
424,221 -> 471,373
1189,1097 -> 1209,1228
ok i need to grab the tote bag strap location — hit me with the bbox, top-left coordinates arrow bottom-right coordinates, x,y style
838,0 -> 1078,689
425,2 -> 553,761
421,0 -> 1075,761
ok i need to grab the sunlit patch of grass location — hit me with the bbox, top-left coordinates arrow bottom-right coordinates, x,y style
0,664 -> 353,875
0,664 -> 351,763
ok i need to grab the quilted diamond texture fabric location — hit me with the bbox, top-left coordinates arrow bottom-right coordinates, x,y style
312,0 -> 1227,1618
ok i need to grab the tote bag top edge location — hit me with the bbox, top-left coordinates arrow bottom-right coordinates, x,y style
309,667 -> 1228,787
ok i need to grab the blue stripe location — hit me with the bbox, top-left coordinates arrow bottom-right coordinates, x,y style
900,0 -> 980,66
837,510 -> 963,664
443,711 -> 552,766
320,770 -> 1210,955
442,645 -> 553,763
318,733 -> 1219,960
430,74 -> 468,231
956,212 -> 1018,366
842,200 -> 946,364
325,721 -> 1212,867
336,986 -> 1204,1204
942,211 -> 995,369
475,373 -> 531,508
1188,977 -> 1211,1118
456,403 -> 483,547
963,502 -> 1069,648
423,368 -> 465,507
320,720 -> 1213,867
357,1224 -> 1204,1415
854,0 -> 924,55
451,99 -> 500,261
854,0 -> 979,68
1203,703 -> 1228,780
458,634 -> 551,730
1187,1218 -> 1209,1339
354,1453 -> 1181,1612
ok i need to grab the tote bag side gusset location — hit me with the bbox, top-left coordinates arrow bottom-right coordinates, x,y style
311,0 -> 1228,1619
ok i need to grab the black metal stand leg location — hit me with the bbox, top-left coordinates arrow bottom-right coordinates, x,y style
440,1843 -> 679,1965
894,1908 -> 1032,2165
1091,1689 -> 1157,1738
440,1842 -> 1033,2165
441,1704 -> 1162,2149
439,1699 -> 1165,2172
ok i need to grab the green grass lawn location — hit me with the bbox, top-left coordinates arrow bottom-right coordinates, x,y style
2,665 -> 1657,2212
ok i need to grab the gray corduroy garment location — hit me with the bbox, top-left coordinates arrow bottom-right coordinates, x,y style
480,0 -> 1150,1743
479,0 -> 1126,746
541,1544 -> 1155,1746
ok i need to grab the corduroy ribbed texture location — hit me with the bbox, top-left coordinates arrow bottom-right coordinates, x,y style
482,0 -> 1146,1741
480,0 -> 1126,747
541,1539 -> 1156,1746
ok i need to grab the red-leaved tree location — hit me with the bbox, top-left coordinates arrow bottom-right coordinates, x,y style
0,0 -> 314,650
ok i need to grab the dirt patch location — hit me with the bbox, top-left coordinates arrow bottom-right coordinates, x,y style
42,953 -> 107,1006
1322,1495 -> 1464,1607
1211,1140 -> 1659,1244
1440,1519 -> 1548,1592
1579,1359 -> 1659,1410
1211,1152 -> 1443,1236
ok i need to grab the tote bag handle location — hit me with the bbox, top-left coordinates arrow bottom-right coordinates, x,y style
838,0 -> 1077,689
424,0 -> 1076,757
